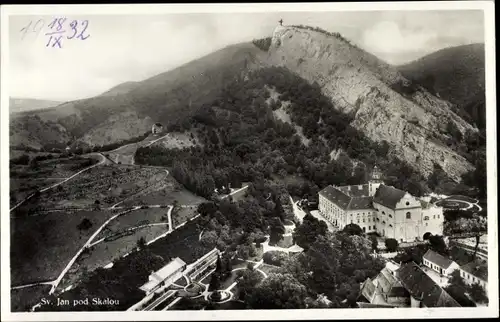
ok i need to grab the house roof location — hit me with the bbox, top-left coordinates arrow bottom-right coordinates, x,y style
140,257 -> 186,292
460,259 -> 488,282
319,185 -> 373,211
319,185 -> 351,209
360,278 -> 376,302
397,262 -> 461,307
423,250 -> 456,269
373,185 -> 407,209
338,184 -> 370,197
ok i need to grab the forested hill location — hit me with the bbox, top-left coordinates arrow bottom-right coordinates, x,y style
135,66 -> 483,199
398,44 -> 486,130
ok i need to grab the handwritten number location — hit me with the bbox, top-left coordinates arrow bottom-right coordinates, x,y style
20,21 -> 32,40
57,18 -> 66,31
20,19 -> 45,40
67,20 -> 78,39
77,20 -> 90,40
33,19 -> 44,38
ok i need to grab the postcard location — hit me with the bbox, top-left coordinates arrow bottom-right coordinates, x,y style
1,1 -> 497,321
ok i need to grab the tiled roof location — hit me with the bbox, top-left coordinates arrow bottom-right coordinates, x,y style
460,259 -> 488,282
360,278 -> 376,302
423,250 -> 456,269
319,185 -> 351,209
373,185 -> 407,209
349,196 -> 374,210
397,262 -> 461,307
319,185 -> 373,211
338,184 -> 370,197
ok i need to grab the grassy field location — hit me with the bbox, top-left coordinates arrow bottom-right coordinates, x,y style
10,156 -> 98,205
11,284 -> 51,312
172,205 -> 198,228
121,176 -> 206,207
15,165 -> 168,212
96,208 -> 170,239
10,210 -> 115,286
60,224 -> 170,291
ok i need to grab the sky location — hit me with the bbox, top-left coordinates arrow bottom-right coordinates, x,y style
8,9 -> 484,102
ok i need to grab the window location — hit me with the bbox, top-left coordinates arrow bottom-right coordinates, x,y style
425,223 -> 428,226
363,219 -> 365,223
433,215 -> 436,219
368,226 -> 371,230
424,216 -> 429,220
406,212 -> 411,219
357,219 -> 360,224
389,214 -> 393,218
382,211 -> 385,215
406,201 -> 410,206
438,215 -> 440,219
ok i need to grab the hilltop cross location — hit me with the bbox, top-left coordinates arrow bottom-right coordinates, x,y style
279,19 -> 283,26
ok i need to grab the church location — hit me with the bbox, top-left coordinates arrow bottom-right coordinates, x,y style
318,166 -> 444,242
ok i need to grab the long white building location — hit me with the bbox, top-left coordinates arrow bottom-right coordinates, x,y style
318,166 -> 444,242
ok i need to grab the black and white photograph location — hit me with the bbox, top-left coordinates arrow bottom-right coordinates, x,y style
1,2 -> 497,320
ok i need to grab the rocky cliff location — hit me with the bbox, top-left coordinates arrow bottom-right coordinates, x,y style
267,25 -> 476,181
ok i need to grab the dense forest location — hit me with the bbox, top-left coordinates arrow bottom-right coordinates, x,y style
135,66 -> 447,199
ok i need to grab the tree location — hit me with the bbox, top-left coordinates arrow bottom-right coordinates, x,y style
137,237 -> 146,250
428,235 -> 448,255
467,283 -> 488,304
444,270 -> 476,307
238,269 -> 262,300
385,238 -> 399,252
293,213 -> 327,249
269,217 -> 285,245
77,218 -> 93,231
466,215 -> 487,259
246,273 -> 308,309
342,223 -> 363,236
369,234 -> 378,252
208,273 -> 221,291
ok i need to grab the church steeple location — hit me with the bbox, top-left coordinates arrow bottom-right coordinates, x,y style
368,165 -> 383,196
371,165 -> 382,182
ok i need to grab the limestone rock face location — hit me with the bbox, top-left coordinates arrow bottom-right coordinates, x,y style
267,26 -> 476,181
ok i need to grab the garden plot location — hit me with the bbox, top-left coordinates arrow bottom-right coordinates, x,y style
17,165 -> 168,212
10,210 -> 115,286
9,156 -> 98,205
60,224 -> 170,290
120,176 -> 205,207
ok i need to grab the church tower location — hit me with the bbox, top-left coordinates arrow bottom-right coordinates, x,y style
368,165 -> 383,196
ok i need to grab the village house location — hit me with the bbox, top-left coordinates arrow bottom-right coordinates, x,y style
151,122 -> 163,135
459,259 -> 488,296
358,261 -> 461,308
318,166 -> 444,242
422,249 -> 460,276
139,257 -> 186,295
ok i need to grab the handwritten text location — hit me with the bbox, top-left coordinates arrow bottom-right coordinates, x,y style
20,17 -> 91,48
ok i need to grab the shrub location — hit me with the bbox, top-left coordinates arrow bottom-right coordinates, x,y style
385,238 -> 399,252
262,251 -> 289,266
252,37 -> 272,51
